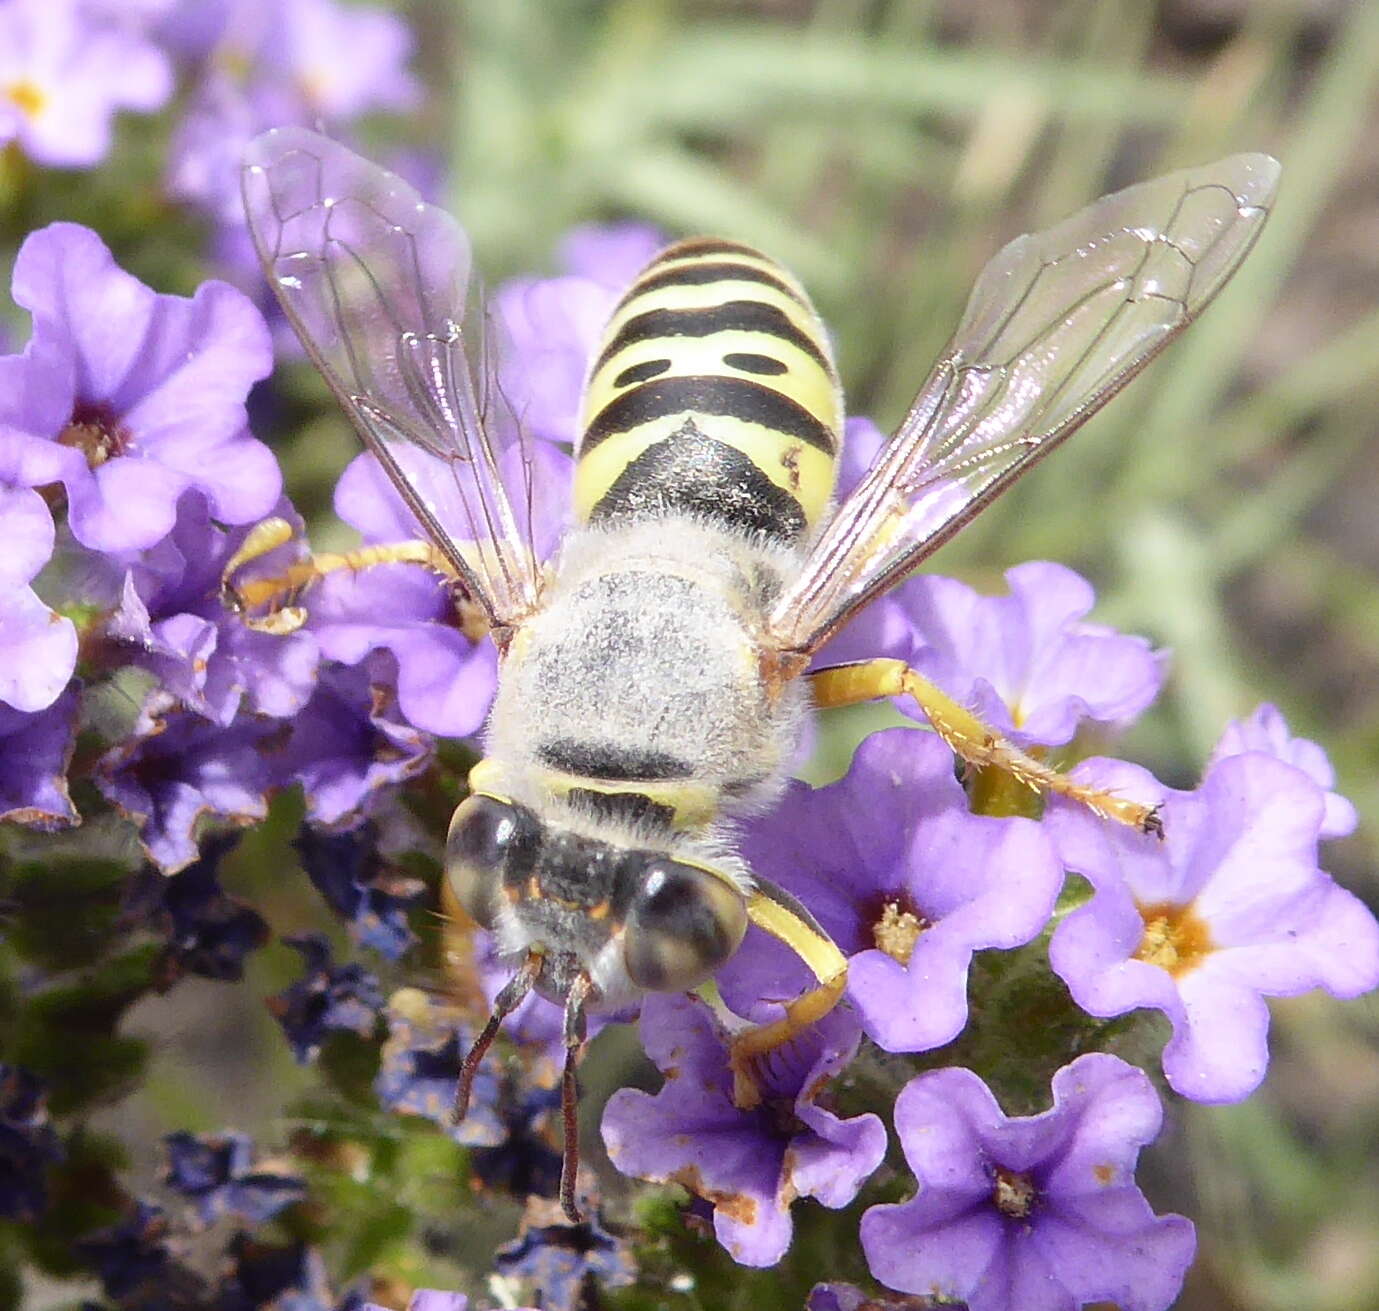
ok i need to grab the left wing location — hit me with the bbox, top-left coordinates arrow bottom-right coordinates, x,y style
766,153 -> 1281,657
241,126 -> 547,632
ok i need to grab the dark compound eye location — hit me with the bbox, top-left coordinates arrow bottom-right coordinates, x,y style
622,858 -> 747,992
446,795 -> 529,930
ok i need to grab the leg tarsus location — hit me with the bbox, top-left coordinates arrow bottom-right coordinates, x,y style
808,658 -> 1163,836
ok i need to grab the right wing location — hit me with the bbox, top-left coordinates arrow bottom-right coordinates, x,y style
766,153 -> 1281,656
241,126 -> 549,632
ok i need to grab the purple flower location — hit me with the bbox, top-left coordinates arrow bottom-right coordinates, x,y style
167,0 -> 419,223
5,223 -> 279,552
0,0 -> 172,167
292,821 -> 425,961
1211,702 -> 1358,840
494,223 -> 664,446
266,934 -> 384,1062
716,728 -> 1063,1054
94,691 -> 274,874
0,687 -> 79,830
271,659 -> 433,831
375,987 -> 505,1148
860,1055 -> 1196,1311
557,222 -> 665,284
879,563 -> 1163,748
77,1200 -> 191,1301
303,458 -> 500,739
0,1064 -> 63,1221
120,832 -> 270,986
103,494 -> 319,725
215,1234 -> 334,1311
601,993 -> 885,1267
1047,754 -> 1379,1102
469,1084 -> 562,1201
495,1211 -> 635,1311
364,1294 -> 529,1311
0,485 -> 77,712
162,1130 -> 306,1228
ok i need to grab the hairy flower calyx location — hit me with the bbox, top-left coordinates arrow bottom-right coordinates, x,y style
871,897 -> 931,965
992,1165 -> 1037,1219
1134,901 -> 1215,976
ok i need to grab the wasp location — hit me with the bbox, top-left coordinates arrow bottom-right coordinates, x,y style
230,128 -> 1278,1220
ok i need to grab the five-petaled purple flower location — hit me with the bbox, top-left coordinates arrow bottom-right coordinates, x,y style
3,223 -> 279,553
717,727 -> 1063,1054
0,0 -> 172,168
167,0 -> 420,222
602,993 -> 886,1267
877,562 -> 1164,748
861,1054 -> 1196,1311
374,987 -> 506,1148
1047,752 -> 1379,1102
266,934 -> 384,1063
162,1129 -> 307,1228
1211,701 -> 1358,840
94,691 -> 274,874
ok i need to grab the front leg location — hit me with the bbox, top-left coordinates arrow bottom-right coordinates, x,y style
725,877 -> 848,1110
809,658 -> 1162,836
221,517 -> 485,638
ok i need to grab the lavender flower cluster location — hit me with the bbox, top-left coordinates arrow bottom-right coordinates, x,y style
1,4 -> 1376,1307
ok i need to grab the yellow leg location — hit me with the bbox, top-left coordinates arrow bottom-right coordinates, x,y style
726,878 -> 848,1110
809,658 -> 1162,836
220,517 -> 486,638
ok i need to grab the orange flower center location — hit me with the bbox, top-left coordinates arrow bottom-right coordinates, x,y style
5,80 -> 45,119
1134,901 -> 1215,976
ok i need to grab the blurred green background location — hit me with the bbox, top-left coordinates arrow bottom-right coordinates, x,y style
7,0 -> 1378,1307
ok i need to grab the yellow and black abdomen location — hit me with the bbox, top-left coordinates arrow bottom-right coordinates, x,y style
574,239 -> 842,544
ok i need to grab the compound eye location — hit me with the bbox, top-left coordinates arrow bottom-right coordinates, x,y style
623,859 -> 747,993
446,795 -> 525,930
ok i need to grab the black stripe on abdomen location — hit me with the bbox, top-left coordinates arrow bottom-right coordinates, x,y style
587,421 -> 808,543
581,375 -> 837,455
538,738 -> 695,780
592,299 -> 835,376
622,260 -> 807,306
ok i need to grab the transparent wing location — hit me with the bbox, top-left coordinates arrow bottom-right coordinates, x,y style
241,126 -> 546,631
767,153 -> 1281,656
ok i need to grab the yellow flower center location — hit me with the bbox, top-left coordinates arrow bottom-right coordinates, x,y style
1134,901 -> 1215,976
871,898 -> 930,965
5,80 -> 44,120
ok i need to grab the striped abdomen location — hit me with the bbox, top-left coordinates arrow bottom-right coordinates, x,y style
574,238 -> 842,544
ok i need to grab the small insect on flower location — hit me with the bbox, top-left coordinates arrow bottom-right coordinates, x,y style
228,127 -> 1279,1219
